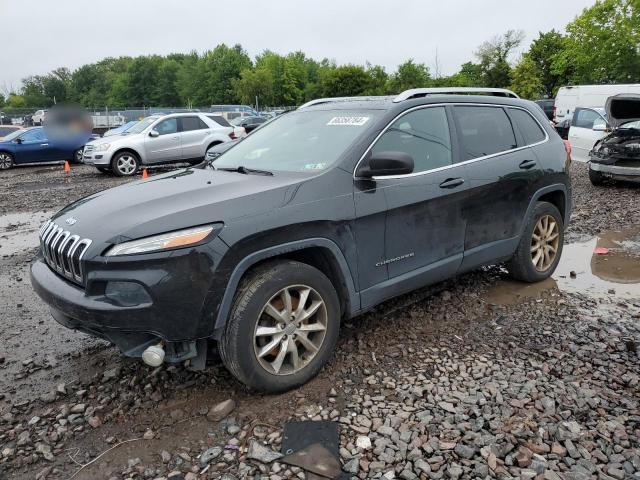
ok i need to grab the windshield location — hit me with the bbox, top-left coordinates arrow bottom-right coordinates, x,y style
127,116 -> 158,134
3,129 -> 24,141
214,109 -> 380,173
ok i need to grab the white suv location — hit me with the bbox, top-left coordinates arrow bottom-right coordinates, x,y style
83,113 -> 233,176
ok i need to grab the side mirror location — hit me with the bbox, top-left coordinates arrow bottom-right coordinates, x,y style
14,138 -> 22,144
357,151 -> 414,178
593,123 -> 608,132
149,130 -> 160,138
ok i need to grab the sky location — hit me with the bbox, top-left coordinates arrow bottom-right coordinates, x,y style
0,0 -> 597,92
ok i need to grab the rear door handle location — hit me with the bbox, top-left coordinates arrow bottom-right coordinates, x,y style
439,177 -> 464,189
519,159 -> 537,170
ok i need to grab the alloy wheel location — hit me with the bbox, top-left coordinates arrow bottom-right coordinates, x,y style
116,155 -> 137,175
0,153 -> 12,170
253,285 -> 328,376
75,149 -> 83,162
530,214 -> 560,271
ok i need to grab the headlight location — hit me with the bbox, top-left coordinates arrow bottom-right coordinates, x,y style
105,225 -> 216,256
95,143 -> 111,151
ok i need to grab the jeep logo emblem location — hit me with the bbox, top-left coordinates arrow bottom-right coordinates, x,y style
65,217 -> 78,226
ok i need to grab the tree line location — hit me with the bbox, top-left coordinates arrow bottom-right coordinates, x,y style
1,0 -> 637,111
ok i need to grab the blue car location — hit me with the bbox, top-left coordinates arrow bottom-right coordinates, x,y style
0,127 -> 94,170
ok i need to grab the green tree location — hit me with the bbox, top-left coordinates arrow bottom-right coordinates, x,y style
196,44 -> 252,104
364,64 -> 389,95
7,93 -> 26,108
475,30 -> 524,87
387,60 -> 431,93
321,65 -> 370,97
510,54 -> 545,99
528,30 -> 568,96
234,68 -> 275,106
553,0 -> 640,84
0,94 -> 5,108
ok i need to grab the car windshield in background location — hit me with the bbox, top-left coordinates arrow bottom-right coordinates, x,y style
126,117 -> 157,134
214,110 -> 380,173
2,129 -> 24,141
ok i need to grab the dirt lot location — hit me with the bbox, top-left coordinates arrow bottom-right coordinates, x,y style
0,162 -> 639,480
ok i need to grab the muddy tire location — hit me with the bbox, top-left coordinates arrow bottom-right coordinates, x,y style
111,151 -> 140,177
219,260 -> 340,392
507,201 -> 564,283
589,167 -> 606,186
0,152 -> 13,170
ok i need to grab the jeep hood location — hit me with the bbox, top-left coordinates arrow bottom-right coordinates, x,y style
605,94 -> 640,128
51,167 -> 305,249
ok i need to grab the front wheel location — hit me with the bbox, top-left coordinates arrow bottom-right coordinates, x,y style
0,152 -> 13,170
73,149 -> 84,164
111,151 -> 140,177
219,260 -> 340,392
507,201 -> 564,283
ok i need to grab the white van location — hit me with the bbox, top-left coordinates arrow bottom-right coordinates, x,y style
554,84 -> 640,124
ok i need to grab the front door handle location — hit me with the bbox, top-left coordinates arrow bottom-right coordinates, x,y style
519,159 -> 537,170
439,177 -> 464,189
40,143 -> 49,146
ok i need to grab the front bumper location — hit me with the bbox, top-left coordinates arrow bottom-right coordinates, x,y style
30,242 -> 227,354
590,160 -> 640,182
82,149 -> 114,166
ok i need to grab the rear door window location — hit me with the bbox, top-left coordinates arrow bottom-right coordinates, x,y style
180,116 -> 208,132
207,115 -> 231,127
371,106 -> 452,173
572,109 -> 602,129
507,108 -> 546,145
454,106 -> 517,160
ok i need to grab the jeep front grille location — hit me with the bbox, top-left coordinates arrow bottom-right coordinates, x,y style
39,221 -> 92,284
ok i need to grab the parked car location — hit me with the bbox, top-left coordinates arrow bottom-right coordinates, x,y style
32,109 -> 47,126
0,127 -> 94,170
0,125 -> 21,140
567,107 -> 608,162
31,88 -> 571,392
204,114 -> 245,139
589,94 -> 640,185
231,115 -> 268,133
535,99 -> 555,121
0,112 -> 12,125
82,113 -> 234,176
103,120 -> 139,137
554,84 -> 640,125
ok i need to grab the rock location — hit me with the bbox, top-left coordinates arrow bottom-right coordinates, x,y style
70,403 -> 86,414
514,446 -> 533,467
356,436 -> 372,450
438,401 -> 457,414
454,444 -> 475,459
88,416 -> 102,428
343,458 -> 359,474
36,442 -> 54,461
16,431 -> 30,446
2,447 -> 15,458
161,450 -> 171,463
246,440 -> 282,463
102,366 -> 121,381
206,399 -> 235,422
199,446 -> 223,466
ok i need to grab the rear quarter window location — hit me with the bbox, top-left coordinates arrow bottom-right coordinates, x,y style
508,108 -> 547,145
454,106 -> 517,160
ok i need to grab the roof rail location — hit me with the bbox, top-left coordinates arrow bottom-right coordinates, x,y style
299,95 -> 392,109
393,87 -> 519,102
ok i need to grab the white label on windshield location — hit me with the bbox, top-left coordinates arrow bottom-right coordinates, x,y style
327,116 -> 370,126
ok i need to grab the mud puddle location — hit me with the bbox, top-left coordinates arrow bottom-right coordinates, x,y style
0,210 -> 54,256
487,228 -> 640,305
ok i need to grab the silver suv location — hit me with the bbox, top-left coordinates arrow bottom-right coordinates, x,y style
83,113 -> 233,176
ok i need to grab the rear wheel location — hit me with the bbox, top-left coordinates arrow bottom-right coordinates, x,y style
507,201 -> 564,283
111,151 -> 140,177
589,167 -> 606,186
219,260 -> 340,392
0,152 -> 13,170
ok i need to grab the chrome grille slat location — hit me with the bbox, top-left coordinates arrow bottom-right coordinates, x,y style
38,221 -> 92,285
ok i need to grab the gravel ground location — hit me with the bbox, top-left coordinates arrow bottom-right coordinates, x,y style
0,161 -> 638,480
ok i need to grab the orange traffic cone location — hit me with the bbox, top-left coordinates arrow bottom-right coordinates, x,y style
142,168 -> 148,179
63,161 -> 71,173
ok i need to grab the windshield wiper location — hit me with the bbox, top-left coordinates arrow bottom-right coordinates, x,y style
216,166 -> 273,176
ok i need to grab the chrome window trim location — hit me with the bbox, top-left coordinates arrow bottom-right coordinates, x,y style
353,103 -> 550,181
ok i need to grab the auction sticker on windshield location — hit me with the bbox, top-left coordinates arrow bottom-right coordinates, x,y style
327,116 -> 369,126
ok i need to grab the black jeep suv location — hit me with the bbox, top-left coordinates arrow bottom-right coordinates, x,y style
31,88 -> 571,392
